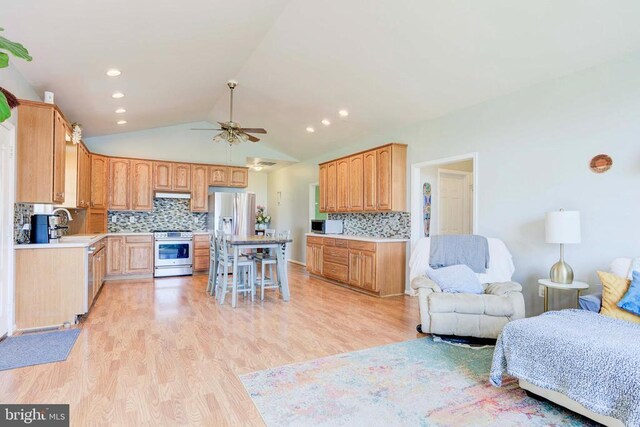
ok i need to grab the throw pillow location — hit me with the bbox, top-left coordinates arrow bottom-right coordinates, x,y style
597,271 -> 640,324
618,271 -> 640,317
427,264 -> 483,294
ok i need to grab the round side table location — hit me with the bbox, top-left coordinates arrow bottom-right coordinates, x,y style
538,279 -> 589,312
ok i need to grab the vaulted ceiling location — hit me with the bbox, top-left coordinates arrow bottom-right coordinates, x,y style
5,0 -> 640,160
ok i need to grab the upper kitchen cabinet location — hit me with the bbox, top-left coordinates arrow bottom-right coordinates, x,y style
90,154 -> 109,209
319,143 -> 407,213
108,158 -> 130,210
16,100 -> 71,204
229,167 -> 248,187
208,165 -> 228,186
130,160 -> 153,211
78,143 -> 92,208
173,163 -> 191,191
190,164 -> 208,212
153,161 -> 173,191
55,140 -> 91,210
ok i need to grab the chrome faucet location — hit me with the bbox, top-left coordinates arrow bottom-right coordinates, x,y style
52,208 -> 73,221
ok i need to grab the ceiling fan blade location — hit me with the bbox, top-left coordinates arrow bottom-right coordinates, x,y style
218,121 -> 231,129
244,133 -> 260,143
191,128 -> 223,131
240,128 -> 267,134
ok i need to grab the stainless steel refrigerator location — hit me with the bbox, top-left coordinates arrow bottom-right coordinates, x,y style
207,190 -> 256,236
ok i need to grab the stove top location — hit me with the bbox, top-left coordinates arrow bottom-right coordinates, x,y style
153,229 -> 191,233
153,230 -> 194,239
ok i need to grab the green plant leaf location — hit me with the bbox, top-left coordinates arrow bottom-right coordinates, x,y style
0,90 -> 11,123
0,35 -> 32,61
0,52 -> 8,68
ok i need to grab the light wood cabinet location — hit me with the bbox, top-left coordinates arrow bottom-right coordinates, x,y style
173,163 -> 191,191
349,154 -> 364,211
363,150 -> 377,210
336,158 -> 350,212
306,235 -> 406,296
191,165 -> 208,212
130,160 -> 153,211
16,100 -> 71,204
106,236 -> 125,276
87,209 -> 107,234
77,143 -> 91,208
124,238 -> 154,275
319,143 -> 406,213
193,234 -> 210,272
229,167 -> 248,187
209,165 -> 229,186
153,161 -> 173,191
91,154 -> 109,209
319,164 -> 327,212
108,158 -> 130,210
325,161 -> 337,212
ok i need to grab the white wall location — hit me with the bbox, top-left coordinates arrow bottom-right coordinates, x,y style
247,171 -> 268,210
268,51 -> 640,315
0,64 -> 41,126
85,121 -> 298,166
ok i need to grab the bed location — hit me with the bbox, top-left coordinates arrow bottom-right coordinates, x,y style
490,309 -> 640,427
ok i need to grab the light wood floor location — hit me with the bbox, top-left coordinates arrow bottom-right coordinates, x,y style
0,264 -> 420,426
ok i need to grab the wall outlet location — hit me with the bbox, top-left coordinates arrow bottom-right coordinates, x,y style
129,216 -> 136,224
112,215 -> 117,223
538,285 -> 545,298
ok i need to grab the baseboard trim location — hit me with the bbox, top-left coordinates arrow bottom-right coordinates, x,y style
288,259 -> 306,267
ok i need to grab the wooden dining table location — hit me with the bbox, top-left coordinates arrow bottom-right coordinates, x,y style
220,235 -> 293,308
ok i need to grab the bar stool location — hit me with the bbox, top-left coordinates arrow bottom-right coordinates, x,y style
253,229 -> 278,300
215,233 -> 256,307
206,232 -> 217,296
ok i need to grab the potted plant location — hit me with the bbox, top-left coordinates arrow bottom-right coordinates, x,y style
255,205 -> 271,230
0,28 -> 32,122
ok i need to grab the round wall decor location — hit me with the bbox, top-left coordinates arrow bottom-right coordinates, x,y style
590,154 -> 613,174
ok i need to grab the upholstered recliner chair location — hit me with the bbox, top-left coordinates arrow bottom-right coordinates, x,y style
410,237 -> 525,339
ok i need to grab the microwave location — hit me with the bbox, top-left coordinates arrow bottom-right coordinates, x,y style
310,219 -> 343,234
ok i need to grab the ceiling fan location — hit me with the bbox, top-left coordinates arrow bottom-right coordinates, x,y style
192,80 -> 267,145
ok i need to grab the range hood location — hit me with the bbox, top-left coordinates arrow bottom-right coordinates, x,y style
155,192 -> 191,199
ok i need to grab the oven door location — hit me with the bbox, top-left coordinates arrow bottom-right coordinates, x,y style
155,239 -> 193,267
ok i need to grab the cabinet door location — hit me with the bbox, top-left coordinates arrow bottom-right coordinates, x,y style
209,165 -> 229,186
106,237 -> 124,276
363,150 -> 377,211
314,245 -> 323,275
80,145 -> 92,208
109,158 -> 130,210
88,209 -> 107,234
130,160 -> 153,211
124,242 -> 153,275
191,165 -> 208,212
326,161 -> 337,212
376,146 -> 392,211
306,244 -> 315,273
52,111 -> 67,203
349,154 -> 363,211
318,164 -> 327,213
360,251 -> 377,291
348,250 -> 361,286
336,158 -> 350,212
229,167 -> 248,187
91,155 -> 109,209
173,163 -> 191,191
153,161 -> 173,191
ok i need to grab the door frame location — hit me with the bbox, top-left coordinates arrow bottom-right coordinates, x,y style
0,121 -> 16,337
436,169 -> 473,235
410,152 -> 478,249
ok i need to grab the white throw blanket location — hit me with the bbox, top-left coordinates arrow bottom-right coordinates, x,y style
490,310 -> 640,426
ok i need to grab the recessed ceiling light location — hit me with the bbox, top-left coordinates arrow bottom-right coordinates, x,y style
338,109 -> 349,117
306,126 -> 315,133
117,120 -> 127,125
106,69 -> 121,77
112,92 -> 125,99
115,108 -> 126,114
321,119 -> 331,126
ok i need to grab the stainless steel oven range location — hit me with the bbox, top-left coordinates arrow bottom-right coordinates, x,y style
154,230 -> 193,277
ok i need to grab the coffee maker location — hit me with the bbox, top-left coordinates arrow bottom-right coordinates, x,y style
30,212 -> 70,244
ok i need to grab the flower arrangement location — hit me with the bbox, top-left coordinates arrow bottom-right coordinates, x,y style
256,205 -> 271,229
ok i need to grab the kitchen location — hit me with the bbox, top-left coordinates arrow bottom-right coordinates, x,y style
12,99 -> 259,331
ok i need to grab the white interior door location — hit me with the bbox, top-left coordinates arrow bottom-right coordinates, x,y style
438,170 -> 472,235
0,122 -> 15,337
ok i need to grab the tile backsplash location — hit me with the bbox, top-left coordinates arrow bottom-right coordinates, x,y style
14,203 -> 34,244
328,212 -> 410,239
108,198 -> 207,232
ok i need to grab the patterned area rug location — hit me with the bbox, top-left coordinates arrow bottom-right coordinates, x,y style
240,338 -> 595,426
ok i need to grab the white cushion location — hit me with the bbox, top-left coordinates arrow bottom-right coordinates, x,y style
610,258 -> 634,279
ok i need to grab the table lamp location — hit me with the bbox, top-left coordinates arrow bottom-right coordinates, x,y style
545,209 -> 581,284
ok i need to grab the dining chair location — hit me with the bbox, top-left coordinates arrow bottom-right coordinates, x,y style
215,232 -> 256,307
252,229 -> 290,300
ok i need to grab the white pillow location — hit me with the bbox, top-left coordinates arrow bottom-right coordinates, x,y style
610,257 -> 638,279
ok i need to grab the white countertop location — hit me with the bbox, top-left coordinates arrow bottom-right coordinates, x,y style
305,233 -> 408,243
14,231 -> 208,250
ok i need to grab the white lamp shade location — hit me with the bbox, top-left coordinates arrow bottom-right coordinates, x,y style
545,210 -> 581,244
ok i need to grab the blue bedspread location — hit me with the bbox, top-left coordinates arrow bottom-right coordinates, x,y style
490,310 -> 640,426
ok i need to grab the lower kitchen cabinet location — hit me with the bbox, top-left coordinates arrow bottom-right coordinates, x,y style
193,234 -> 210,272
306,235 -> 406,297
106,235 -> 154,278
